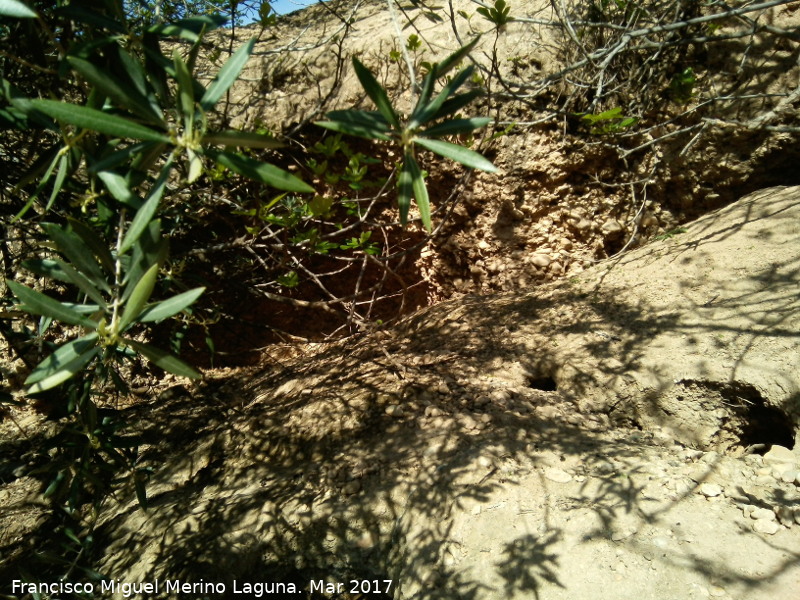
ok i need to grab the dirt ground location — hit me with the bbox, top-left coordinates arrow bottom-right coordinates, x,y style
2,1 -> 800,599
2,186 -> 799,599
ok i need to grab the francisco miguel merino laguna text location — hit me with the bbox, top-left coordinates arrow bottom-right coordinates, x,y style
13,578 -> 394,596
12,579 -> 306,597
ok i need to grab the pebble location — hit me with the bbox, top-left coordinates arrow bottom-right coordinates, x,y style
780,470 -> 798,483
573,218 -> 592,231
674,478 -> 694,496
530,254 -> 552,268
763,445 -> 796,465
544,467 -> 573,483
700,483 -> 723,497
385,405 -> 404,417
753,519 -> 780,535
755,475 -> 775,486
708,586 -> 727,597
750,507 -> 775,521
700,451 -> 719,464
537,406 -> 559,419
490,388 -> 511,403
424,406 -> 443,417
771,463 -> 795,478
594,461 -> 616,476
601,219 -> 624,235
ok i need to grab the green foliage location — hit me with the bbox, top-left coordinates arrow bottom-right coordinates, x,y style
0,0 -> 313,521
579,106 -> 638,135
477,0 -> 511,27
669,68 -> 696,105
654,226 -> 688,240
340,231 -> 379,255
406,33 -> 423,52
317,39 -> 496,231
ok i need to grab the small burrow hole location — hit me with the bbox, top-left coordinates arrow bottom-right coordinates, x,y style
528,375 -> 558,392
738,403 -> 795,450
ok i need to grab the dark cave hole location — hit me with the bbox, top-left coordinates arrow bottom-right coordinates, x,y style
528,376 -> 558,392
738,403 -> 795,451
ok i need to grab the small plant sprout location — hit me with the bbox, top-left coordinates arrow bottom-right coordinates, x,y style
477,0 -> 511,27
579,106 -> 638,135
317,38 -> 497,231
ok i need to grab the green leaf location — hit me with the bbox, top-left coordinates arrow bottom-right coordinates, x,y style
209,150 -> 314,193
41,223 -> 111,292
202,130 -> 284,149
7,281 -> 98,329
120,262 -> 159,330
123,220 -> 166,296
52,260 -> 108,308
421,117 -> 491,137
200,38 -> 255,111
397,160 -> 413,227
25,333 -> 99,386
67,56 -> 165,125
410,66 -> 474,129
187,148 -> 203,184
431,90 -> 482,121
88,141 -> 152,173
434,37 -> 479,79
13,147 -> 61,220
116,47 -> 163,120
22,258 -> 69,282
55,5 -> 126,32
98,170 -> 141,209
316,119 -> 392,141
29,100 -> 170,143
405,153 -> 432,232
149,14 -> 227,42
173,48 -> 195,131
66,218 -> 116,274
60,302 -> 103,315
123,338 -> 201,379
26,346 -> 100,394
120,158 -> 174,254
0,0 -> 37,18
351,57 -> 400,129
46,152 -> 70,210
415,70 -> 437,111
317,110 -> 392,141
138,287 -> 205,323
413,137 -> 497,172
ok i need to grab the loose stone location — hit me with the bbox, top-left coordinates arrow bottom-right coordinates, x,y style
544,467 -> 573,483
763,445 -> 796,465
750,507 -> 775,521
385,405 -> 404,417
753,519 -> 780,535
530,254 -> 552,268
700,483 -> 723,497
